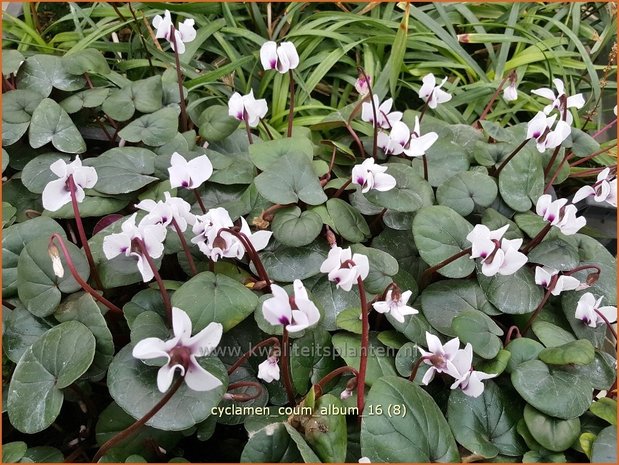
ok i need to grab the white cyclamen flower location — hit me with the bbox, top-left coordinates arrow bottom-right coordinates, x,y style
132,307 -> 223,392
361,95 -> 403,129
572,167 -> 617,208
260,41 -> 299,73
355,75 -> 371,96
575,292 -> 617,328
42,157 -> 98,212
228,90 -> 268,128
503,82 -> 518,102
531,78 -> 585,125
191,208 -> 271,262
377,121 -> 411,156
418,332 -> 461,385
152,10 -> 196,54
351,158 -> 396,193
535,266 -> 580,296
168,152 -> 213,190
257,356 -> 280,383
319,246 -> 369,292
102,213 -> 167,282
262,280 -> 320,333
136,192 -> 196,232
405,116 -> 438,158
418,73 -> 452,109
466,224 -> 528,277
449,343 -> 496,398
535,194 -> 586,235
526,112 -> 571,153
372,289 -> 418,323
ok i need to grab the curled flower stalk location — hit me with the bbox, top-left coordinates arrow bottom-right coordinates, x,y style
313,365 -> 359,399
48,234 -> 122,315
133,237 -> 173,324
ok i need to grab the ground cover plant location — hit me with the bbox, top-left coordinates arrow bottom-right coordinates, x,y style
1,1 -> 618,463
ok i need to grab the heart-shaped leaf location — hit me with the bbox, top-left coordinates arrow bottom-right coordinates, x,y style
365,163 -> 434,213
29,99 -> 86,153
84,147 -> 158,194
118,107 -> 179,146
271,207 -> 323,247
523,404 -> 580,452
436,171 -> 498,216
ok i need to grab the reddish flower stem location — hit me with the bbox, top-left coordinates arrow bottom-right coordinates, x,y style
287,69 -> 295,137
281,328 -> 296,405
168,25 -> 189,132
193,189 -> 207,214
357,67 -> 378,159
594,309 -> 618,341
171,218 -> 197,276
227,381 -> 265,401
345,123 -> 367,158
68,176 -> 103,290
544,153 -> 574,193
408,355 -> 432,382
49,234 -> 122,314
133,237 -> 172,325
504,325 -> 521,347
419,247 -> 472,289
493,138 -> 529,176
521,223 -> 552,254
227,337 -> 280,375
522,280 -> 557,336
357,276 -> 369,418
422,154 -> 429,181
592,118 -> 617,139
219,228 -> 271,290
314,366 -> 359,398
332,178 -> 352,199
92,377 -> 183,462
475,72 -> 512,126
543,145 -> 563,178
569,145 -> 616,167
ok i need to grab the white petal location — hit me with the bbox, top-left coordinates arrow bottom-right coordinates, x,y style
260,41 -> 278,70
132,337 -> 170,360
187,322 -> 223,357
102,233 -> 131,260
372,172 -> 396,192
228,92 -> 245,121
531,87 -> 556,101
178,18 -> 196,44
172,307 -> 193,341
184,359 -> 223,391
42,178 -> 72,212
573,185 -> 595,204
157,363 -> 184,393
187,155 -> 214,187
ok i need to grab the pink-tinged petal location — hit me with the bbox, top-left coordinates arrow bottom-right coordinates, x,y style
361,97 -> 378,124
172,307 -> 193,342
102,233 -> 131,260
260,41 -> 278,70
573,185 -> 595,204
372,172 -> 396,192
481,249 -> 505,277
389,307 -> 406,323
188,322 -> 223,357
567,94 -> 585,109
132,337 -> 170,360
594,182 -> 611,203
352,253 -> 370,280
372,301 -> 390,314
42,178 -> 71,212
257,358 -> 280,383
526,112 -> 549,140
503,84 -> 518,102
535,194 -> 552,217
421,366 -> 436,385
249,230 -> 272,252
228,92 -> 245,121
157,363 -> 184,393
460,372 -> 487,398
443,337 -> 461,359
425,332 -> 444,354
184,360 -> 222,391
170,31 -> 186,55
279,42 -> 299,70
597,306 -> 617,324
330,268 -> 356,291
451,344 -> 473,374
287,310 -> 310,333
531,87 -> 556,101
262,292 -> 292,326
187,155 -> 213,187
134,253 -> 155,282
178,18 -> 196,43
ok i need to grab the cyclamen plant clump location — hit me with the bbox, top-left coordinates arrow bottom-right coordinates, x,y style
1,2 -> 617,464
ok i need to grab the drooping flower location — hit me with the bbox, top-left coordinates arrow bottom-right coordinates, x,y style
466,224 -> 528,277
228,90 -> 268,128
405,116 -> 438,158
418,332 -> 461,385
361,95 -> 403,129
534,266 -> 581,296
574,292 -> 617,328
572,167 -> 617,208
526,112 -> 571,153
260,41 -> 299,74
535,194 -> 586,235
372,289 -> 418,323
42,157 -> 98,212
262,280 -> 320,333
152,10 -> 196,54
532,78 -> 585,125
136,192 -> 196,232
449,343 -> 496,398
102,213 -> 167,282
168,152 -> 213,190
340,387 -> 354,400
132,307 -> 223,392
355,75 -> 371,96
351,158 -> 396,193
257,355 -> 280,383
319,246 -> 369,292
191,208 -> 271,262
503,81 -> 518,102
418,73 -> 452,109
